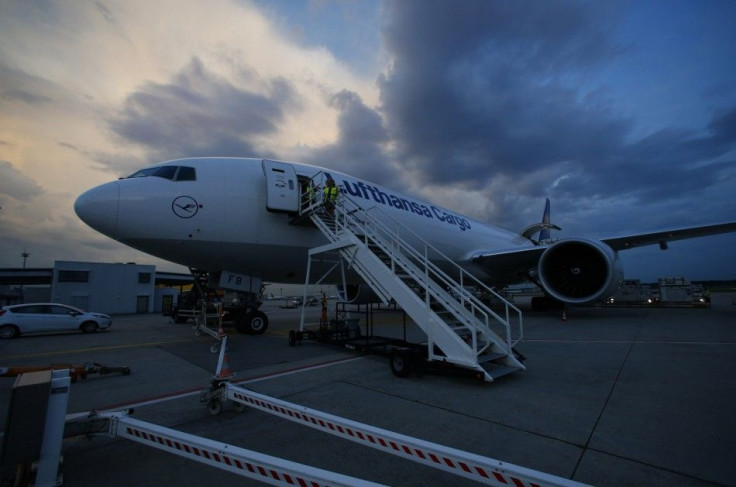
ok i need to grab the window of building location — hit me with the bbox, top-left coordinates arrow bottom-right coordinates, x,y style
58,270 -> 90,283
138,272 -> 152,284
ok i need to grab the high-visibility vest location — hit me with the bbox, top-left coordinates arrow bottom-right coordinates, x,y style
305,185 -> 315,200
324,186 -> 339,202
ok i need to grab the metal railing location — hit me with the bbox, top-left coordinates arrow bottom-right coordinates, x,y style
301,172 -> 523,353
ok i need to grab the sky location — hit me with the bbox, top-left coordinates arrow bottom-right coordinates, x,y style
0,0 -> 735,282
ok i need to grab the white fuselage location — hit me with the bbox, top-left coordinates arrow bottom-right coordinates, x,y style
75,158 -> 532,284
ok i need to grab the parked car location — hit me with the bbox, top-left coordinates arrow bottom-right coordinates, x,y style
0,303 -> 112,339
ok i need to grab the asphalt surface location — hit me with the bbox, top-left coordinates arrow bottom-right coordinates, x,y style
1,295 -> 735,486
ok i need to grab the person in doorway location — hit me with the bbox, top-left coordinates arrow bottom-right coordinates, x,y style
323,177 -> 339,215
301,180 -> 316,212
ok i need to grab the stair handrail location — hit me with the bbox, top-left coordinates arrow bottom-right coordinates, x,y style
301,172 -> 523,349
343,200 -> 516,351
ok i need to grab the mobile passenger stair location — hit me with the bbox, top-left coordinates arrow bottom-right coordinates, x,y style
294,174 -> 525,382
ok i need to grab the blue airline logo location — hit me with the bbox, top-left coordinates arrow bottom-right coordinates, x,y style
337,178 -> 472,232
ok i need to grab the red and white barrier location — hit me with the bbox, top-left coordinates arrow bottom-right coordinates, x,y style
108,413 -> 385,487
225,384 -> 587,487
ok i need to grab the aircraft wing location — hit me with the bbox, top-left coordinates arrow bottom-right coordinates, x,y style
468,220 -> 736,283
601,221 -> 736,251
469,246 -> 546,282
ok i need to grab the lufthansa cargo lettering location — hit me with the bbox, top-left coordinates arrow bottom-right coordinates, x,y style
340,180 -> 471,232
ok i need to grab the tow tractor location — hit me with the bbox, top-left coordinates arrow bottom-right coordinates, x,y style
170,268 -> 269,335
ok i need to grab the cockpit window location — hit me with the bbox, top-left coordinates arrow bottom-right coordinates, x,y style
175,166 -> 196,181
127,167 -> 159,178
126,165 -> 196,181
153,166 -> 177,180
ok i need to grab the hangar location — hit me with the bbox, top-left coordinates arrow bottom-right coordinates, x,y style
0,261 -> 192,315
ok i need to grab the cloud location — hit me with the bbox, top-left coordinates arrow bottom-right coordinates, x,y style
0,0 -> 734,281
379,1 -> 627,186
0,160 -> 44,201
292,89 -> 397,183
107,57 -> 300,163
377,1 -> 736,236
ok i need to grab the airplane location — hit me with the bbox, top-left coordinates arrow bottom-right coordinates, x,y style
74,157 -> 736,335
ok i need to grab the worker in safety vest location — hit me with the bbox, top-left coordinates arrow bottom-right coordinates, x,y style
302,180 -> 316,211
323,177 -> 339,214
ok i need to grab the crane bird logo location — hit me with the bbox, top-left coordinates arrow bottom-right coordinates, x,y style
172,196 -> 200,218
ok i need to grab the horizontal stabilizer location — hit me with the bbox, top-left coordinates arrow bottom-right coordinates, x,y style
520,222 -> 561,243
521,198 -> 560,244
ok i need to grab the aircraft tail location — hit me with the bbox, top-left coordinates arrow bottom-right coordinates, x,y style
538,198 -> 551,242
519,198 -> 560,244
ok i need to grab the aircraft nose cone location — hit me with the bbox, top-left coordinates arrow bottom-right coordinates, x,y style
74,181 -> 120,238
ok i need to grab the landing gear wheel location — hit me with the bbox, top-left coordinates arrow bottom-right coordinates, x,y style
207,398 -> 222,416
236,311 -> 269,335
288,330 -> 300,346
390,352 -> 411,378
233,402 -> 247,413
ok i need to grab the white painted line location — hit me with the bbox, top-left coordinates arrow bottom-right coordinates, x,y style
96,355 -> 368,412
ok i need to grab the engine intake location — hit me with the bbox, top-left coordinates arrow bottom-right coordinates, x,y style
538,238 -> 622,304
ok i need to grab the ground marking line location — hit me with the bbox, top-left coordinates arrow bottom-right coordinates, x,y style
94,355 -> 368,412
1,339 -> 195,360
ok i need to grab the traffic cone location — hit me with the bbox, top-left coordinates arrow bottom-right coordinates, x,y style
214,335 -> 234,380
216,350 -> 234,379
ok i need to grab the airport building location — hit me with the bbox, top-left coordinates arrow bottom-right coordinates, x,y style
0,261 -> 192,315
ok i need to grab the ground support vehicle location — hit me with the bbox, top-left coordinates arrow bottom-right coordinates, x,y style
169,269 -> 269,335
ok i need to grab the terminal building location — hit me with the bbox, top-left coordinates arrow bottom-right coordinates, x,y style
0,261 -> 192,315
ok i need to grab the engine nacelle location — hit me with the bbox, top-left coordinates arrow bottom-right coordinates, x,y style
337,285 -> 380,304
537,238 -> 623,304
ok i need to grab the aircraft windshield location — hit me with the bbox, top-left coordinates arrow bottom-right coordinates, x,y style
126,166 -> 196,181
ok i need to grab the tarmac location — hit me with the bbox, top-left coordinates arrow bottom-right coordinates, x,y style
1,293 -> 735,486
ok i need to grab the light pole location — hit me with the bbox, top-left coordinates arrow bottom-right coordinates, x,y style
20,250 -> 29,303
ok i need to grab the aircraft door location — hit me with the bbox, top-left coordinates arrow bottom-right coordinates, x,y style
262,159 -> 299,212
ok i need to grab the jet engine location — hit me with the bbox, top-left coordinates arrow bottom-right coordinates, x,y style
537,238 -> 622,304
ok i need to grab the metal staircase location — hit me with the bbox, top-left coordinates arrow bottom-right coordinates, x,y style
298,174 -> 525,382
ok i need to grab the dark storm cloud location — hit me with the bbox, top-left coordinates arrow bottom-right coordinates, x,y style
305,90 -> 396,183
108,57 -> 299,163
564,105 -> 736,206
379,1 -> 627,187
377,0 -> 736,233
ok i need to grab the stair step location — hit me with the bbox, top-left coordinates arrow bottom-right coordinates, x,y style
477,352 -> 507,364
307,204 -> 522,382
481,363 -> 522,380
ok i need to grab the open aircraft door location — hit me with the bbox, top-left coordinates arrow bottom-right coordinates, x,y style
263,159 -> 299,212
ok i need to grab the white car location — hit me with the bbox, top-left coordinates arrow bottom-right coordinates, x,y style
0,303 -> 112,339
